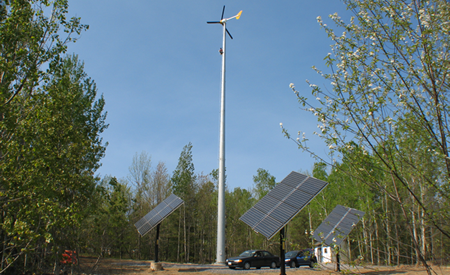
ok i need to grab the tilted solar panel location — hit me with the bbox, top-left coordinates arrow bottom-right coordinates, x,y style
134,194 -> 184,236
240,171 -> 328,239
313,205 -> 365,246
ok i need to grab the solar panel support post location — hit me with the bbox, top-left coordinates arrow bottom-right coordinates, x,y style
279,227 -> 286,275
155,223 -> 160,262
335,248 -> 340,272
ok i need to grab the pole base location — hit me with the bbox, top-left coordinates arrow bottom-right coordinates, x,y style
150,261 -> 164,271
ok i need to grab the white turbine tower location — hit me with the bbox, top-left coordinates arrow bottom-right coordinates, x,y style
207,6 -> 242,264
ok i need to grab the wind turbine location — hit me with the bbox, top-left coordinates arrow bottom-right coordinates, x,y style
207,6 -> 242,265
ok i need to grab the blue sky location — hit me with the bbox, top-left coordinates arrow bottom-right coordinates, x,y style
67,1 -> 353,191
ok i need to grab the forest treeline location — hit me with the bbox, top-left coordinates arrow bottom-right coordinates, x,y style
87,145 -> 449,270
1,0 -> 450,274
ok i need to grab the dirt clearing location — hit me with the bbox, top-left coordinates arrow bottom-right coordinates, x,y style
69,257 -> 449,275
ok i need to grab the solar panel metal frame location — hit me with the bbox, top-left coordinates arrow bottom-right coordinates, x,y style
134,194 -> 184,236
239,171 -> 329,240
313,205 -> 365,246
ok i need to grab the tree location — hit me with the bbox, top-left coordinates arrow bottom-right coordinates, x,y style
171,142 -> 196,262
171,142 -> 196,198
0,0 -> 87,107
152,161 -> 171,205
128,151 -> 152,217
102,177 -> 132,259
193,174 -> 216,263
284,0 -> 450,271
226,187 -> 257,256
252,168 -> 276,200
0,53 -> 107,274
128,151 -> 152,191
1,1 -> 91,272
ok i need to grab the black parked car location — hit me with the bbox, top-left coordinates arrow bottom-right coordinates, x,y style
226,250 -> 280,270
284,249 -> 317,268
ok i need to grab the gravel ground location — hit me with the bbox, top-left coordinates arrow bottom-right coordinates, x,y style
75,257 -> 449,275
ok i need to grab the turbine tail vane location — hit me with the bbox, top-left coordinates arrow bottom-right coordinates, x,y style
207,5 -> 242,40
236,10 -> 242,20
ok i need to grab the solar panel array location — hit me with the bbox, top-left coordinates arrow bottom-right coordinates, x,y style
240,171 -> 328,240
313,205 -> 365,246
134,194 -> 184,236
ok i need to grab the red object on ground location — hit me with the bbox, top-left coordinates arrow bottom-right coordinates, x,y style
61,250 -> 77,265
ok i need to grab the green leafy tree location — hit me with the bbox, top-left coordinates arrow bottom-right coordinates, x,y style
104,177 -> 132,259
0,0 -> 87,107
252,168 -> 276,200
171,142 -> 196,198
193,174 -> 216,263
0,53 -> 107,273
1,1 -> 91,272
225,187 -> 258,256
312,162 -> 328,181
171,142 -> 197,262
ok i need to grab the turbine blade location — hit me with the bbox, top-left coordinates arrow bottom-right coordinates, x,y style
207,21 -> 221,24
226,28 -> 233,39
221,5 -> 225,20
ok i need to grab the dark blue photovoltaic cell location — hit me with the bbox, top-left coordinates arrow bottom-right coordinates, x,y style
239,208 -> 266,229
134,217 -> 147,229
313,205 -> 365,246
148,214 -> 161,228
158,205 -> 172,218
268,183 -> 292,201
298,177 -> 328,195
240,171 -> 328,239
282,172 -> 308,188
270,202 -> 297,223
165,194 -> 176,205
134,194 -> 184,236
284,189 -> 311,209
254,195 -> 280,214
139,223 -> 152,236
254,215 -> 283,238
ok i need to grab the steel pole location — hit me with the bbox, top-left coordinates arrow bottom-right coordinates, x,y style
280,227 -> 286,275
216,21 -> 227,265
155,223 -> 160,262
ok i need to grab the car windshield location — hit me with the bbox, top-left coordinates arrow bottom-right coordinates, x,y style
285,251 -> 298,257
239,251 -> 255,257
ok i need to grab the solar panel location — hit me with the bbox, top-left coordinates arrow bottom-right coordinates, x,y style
313,205 -> 365,246
134,194 -> 184,236
240,171 -> 328,239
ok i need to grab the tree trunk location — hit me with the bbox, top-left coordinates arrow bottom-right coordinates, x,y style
385,193 -> 391,265
395,217 -> 400,265
347,237 -> 351,263
375,218 -> 380,265
308,205 -> 313,248
362,219 -> 369,262
357,232 -> 363,262
177,209 -> 181,262
183,204 -> 187,262
391,175 -> 431,274
411,208 -> 419,264
420,187 -> 426,261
